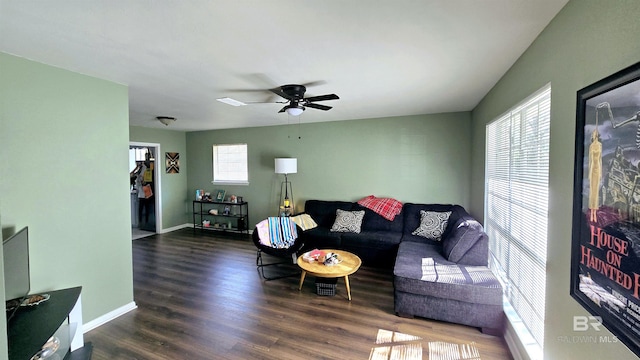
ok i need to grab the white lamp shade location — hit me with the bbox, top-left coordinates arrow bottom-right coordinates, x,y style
275,158 -> 297,174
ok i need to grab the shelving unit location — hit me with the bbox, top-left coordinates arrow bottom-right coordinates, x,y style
8,286 -> 91,360
193,200 -> 249,235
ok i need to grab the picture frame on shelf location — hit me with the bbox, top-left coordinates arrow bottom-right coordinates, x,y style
215,189 -> 226,202
571,61 -> 640,358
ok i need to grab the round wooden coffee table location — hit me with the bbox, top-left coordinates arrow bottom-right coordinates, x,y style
297,249 -> 362,301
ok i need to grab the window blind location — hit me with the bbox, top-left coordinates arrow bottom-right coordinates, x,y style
485,84 -> 551,350
213,144 -> 248,184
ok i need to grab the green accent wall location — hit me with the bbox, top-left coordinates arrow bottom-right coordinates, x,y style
470,0 -> 640,358
0,52 -> 134,342
129,126 -> 189,229
187,112 -> 471,227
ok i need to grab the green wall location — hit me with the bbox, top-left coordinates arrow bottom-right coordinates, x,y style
470,0 -> 640,359
130,126 -> 189,230
0,53 -> 134,336
0,214 -> 6,360
187,112 -> 471,227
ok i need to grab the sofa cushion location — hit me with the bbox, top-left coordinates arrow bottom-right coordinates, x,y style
331,209 -> 365,233
341,230 -> 403,248
443,219 -> 484,263
304,200 -> 354,228
300,227 -> 342,250
394,241 -> 502,306
356,205 -> 405,233
411,210 -> 452,241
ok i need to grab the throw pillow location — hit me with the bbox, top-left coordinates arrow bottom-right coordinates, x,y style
330,209 -> 365,233
412,210 -> 452,241
443,220 -> 483,263
291,214 -> 318,231
357,195 -> 403,221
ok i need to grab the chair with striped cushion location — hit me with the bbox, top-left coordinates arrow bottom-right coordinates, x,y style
253,217 -> 305,281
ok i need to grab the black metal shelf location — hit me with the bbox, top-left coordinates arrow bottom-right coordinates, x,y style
192,200 -> 249,235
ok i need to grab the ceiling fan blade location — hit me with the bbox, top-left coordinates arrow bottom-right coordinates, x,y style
278,105 -> 288,113
270,87 -> 295,101
304,94 -> 339,102
305,102 -> 332,111
299,80 -> 327,88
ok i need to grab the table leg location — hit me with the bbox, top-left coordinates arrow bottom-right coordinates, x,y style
298,271 -> 306,291
344,275 -> 352,301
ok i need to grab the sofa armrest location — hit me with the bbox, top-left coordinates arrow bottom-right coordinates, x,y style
442,220 -> 489,266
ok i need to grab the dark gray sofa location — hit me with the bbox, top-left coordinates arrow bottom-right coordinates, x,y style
300,200 -> 404,268
393,203 -> 504,333
299,199 -> 504,333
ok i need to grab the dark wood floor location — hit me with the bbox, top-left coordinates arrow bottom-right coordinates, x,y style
84,229 -> 513,359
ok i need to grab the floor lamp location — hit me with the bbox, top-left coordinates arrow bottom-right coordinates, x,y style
275,158 -> 297,216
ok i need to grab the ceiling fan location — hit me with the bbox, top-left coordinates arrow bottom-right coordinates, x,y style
217,83 -> 339,116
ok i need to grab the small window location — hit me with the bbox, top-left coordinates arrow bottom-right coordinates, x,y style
213,144 -> 249,185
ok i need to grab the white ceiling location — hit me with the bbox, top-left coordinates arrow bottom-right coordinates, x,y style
0,1 -> 569,132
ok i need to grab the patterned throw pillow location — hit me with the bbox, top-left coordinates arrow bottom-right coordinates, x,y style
330,209 -> 365,233
412,210 -> 452,241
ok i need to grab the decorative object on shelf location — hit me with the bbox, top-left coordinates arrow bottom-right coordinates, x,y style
223,205 -> 231,215
238,196 -> 244,203
215,189 -> 226,202
21,293 -> 50,307
275,158 -> 297,216
202,220 -> 210,228
196,189 -> 203,201
165,152 -> 180,174
208,209 -> 218,215
230,195 -> 237,203
201,192 -> 212,201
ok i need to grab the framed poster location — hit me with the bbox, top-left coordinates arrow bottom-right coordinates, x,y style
571,61 -> 640,357
165,152 -> 180,174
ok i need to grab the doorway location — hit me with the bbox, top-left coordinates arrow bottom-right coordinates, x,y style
129,142 -> 162,239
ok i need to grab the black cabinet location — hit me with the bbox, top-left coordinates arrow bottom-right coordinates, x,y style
7,286 -> 92,359
193,200 -> 249,235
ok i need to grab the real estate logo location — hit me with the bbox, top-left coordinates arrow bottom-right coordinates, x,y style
556,316 -> 619,344
573,315 -> 603,331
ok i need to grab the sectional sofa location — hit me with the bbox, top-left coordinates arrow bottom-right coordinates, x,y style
298,199 -> 504,333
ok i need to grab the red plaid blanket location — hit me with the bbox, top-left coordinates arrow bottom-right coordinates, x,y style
357,195 -> 403,221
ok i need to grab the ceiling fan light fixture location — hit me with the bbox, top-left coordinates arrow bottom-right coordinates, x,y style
286,106 -> 304,116
157,116 -> 176,126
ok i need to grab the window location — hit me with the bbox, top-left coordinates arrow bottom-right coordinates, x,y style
485,84 -> 550,358
213,144 -> 248,185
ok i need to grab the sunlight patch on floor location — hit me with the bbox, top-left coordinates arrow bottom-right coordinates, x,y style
428,341 -> 481,360
369,329 -> 422,360
369,329 -> 482,360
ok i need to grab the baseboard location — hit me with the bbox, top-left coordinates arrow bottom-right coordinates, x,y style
159,223 -> 191,234
82,301 -> 137,333
504,324 -> 526,360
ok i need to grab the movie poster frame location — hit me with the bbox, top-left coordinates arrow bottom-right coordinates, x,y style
571,61 -> 640,357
